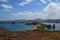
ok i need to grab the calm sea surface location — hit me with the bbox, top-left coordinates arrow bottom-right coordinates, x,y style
0,23 -> 60,31
0,23 -> 33,31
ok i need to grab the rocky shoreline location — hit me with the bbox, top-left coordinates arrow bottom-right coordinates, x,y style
0,28 -> 60,40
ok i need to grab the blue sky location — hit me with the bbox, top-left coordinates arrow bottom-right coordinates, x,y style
0,0 -> 60,21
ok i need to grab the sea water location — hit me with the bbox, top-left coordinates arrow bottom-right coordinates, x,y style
0,23 -> 33,31
41,22 -> 60,31
0,23 -> 60,31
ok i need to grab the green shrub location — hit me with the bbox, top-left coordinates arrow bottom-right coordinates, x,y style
37,26 -> 43,30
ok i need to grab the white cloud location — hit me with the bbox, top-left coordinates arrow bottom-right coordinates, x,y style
10,2 -> 60,20
0,4 -> 13,9
40,0 -> 53,4
11,11 -> 45,20
43,2 -> 60,19
19,2 -> 26,6
19,0 -> 33,6
0,0 -> 8,2
47,0 -> 52,3
25,0 -> 32,2
40,0 -> 46,3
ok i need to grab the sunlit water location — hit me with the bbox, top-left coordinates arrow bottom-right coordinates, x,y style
41,22 -> 60,31
0,23 -> 60,31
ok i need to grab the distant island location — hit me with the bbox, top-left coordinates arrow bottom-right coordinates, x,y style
0,19 -> 60,24
41,19 -> 60,23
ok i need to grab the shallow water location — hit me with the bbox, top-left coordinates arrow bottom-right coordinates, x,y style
0,23 -> 60,31
0,23 -> 33,31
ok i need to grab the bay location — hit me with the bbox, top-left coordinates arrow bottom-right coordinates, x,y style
0,23 -> 33,31
0,23 -> 60,31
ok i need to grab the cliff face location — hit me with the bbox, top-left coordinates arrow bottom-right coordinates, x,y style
0,28 -> 60,40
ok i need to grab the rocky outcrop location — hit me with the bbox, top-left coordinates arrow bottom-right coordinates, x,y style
0,28 -> 9,33
0,27 -> 10,40
0,28 -> 60,40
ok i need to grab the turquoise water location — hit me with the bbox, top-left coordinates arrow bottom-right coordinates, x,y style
0,23 -> 60,31
0,23 -> 33,31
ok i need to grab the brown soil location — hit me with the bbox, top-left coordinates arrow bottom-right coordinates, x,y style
0,28 -> 60,40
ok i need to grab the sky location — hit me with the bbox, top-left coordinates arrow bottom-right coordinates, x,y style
0,0 -> 60,21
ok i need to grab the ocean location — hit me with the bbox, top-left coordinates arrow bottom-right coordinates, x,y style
0,23 -> 33,31
41,22 -> 60,31
0,23 -> 60,31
